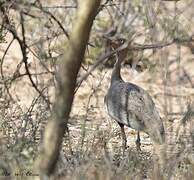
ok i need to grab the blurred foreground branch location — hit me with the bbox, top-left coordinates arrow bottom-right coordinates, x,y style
34,0 -> 101,178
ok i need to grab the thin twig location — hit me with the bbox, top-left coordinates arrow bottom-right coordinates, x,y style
20,11 -> 51,110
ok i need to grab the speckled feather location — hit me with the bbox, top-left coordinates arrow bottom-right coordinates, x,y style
105,41 -> 165,144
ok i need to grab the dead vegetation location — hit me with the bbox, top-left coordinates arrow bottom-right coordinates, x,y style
0,0 -> 194,179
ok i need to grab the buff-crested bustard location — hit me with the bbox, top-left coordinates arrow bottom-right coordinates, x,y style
104,37 -> 165,152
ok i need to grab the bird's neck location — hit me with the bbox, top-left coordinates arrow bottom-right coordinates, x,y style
111,57 -> 123,84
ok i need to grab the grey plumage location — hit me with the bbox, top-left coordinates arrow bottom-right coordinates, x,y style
105,38 -> 165,151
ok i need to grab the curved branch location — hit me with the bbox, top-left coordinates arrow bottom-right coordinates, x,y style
1,6 -> 51,109
76,36 -> 194,90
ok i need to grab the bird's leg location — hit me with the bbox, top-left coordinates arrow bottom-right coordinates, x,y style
118,122 -> 127,154
136,131 -> 141,151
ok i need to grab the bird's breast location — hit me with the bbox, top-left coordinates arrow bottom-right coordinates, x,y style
106,97 -> 144,130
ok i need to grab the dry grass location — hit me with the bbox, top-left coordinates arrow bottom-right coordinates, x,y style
0,70 -> 194,180
0,38 -> 194,179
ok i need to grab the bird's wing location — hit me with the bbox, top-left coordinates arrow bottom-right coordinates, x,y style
127,88 -> 158,123
126,84 -> 165,144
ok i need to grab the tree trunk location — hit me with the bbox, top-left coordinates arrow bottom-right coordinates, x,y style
34,0 -> 101,177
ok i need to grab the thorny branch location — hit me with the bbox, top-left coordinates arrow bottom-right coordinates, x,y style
20,11 -> 51,109
0,37 -> 15,102
80,72 -> 107,149
76,36 -> 194,90
34,3 -> 69,39
1,6 -> 51,109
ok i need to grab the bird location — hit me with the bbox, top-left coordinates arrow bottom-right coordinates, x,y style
104,37 -> 165,152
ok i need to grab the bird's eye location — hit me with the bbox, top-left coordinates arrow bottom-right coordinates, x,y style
119,39 -> 125,44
